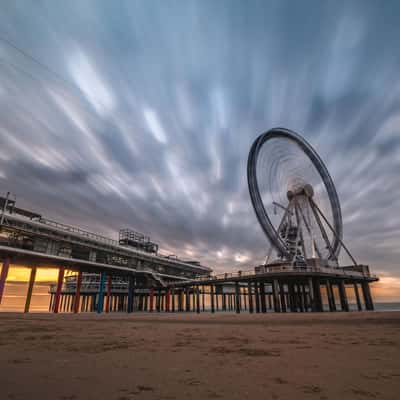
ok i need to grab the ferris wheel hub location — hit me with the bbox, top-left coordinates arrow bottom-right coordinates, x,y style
287,183 -> 314,200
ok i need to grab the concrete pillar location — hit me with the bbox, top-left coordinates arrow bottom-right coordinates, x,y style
260,281 -> 267,313
248,282 -> 254,313
235,282 -> 240,314
361,282 -> 374,310
53,267 -> 65,313
326,281 -> 336,311
23,266 -> 37,313
354,283 -> 362,311
272,279 -> 281,312
0,257 -> 10,304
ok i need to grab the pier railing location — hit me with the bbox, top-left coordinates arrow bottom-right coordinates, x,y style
190,264 -> 377,283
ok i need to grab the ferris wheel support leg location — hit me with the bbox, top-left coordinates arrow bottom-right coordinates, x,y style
310,199 -> 358,266
294,200 -> 308,261
308,199 -> 336,261
298,204 -> 323,259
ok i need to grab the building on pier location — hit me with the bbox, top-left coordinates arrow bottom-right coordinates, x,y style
0,192 -> 211,312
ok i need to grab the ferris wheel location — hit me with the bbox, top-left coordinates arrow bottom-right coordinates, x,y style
247,128 -> 356,267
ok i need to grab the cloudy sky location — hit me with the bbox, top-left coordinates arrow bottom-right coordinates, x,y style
0,1 -> 399,298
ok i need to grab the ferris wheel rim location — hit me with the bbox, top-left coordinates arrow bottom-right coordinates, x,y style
247,127 -> 343,260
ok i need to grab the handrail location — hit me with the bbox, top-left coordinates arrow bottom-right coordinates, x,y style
188,264 -> 376,284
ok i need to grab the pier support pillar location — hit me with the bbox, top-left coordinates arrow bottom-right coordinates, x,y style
254,282 -> 260,313
171,288 -> 175,312
166,288 -> 171,312
308,278 -> 316,312
127,275 -> 135,313
105,275 -> 112,313
185,287 -> 190,312
196,286 -> 200,314
338,281 -> 349,312
53,267 -> 65,313
0,257 -> 10,304
235,282 -> 240,314
312,278 -> 323,312
361,282 -> 374,311
288,282 -> 296,312
248,282 -> 254,313
354,283 -> 362,311
272,279 -> 281,313
24,266 -> 37,313
97,271 -> 106,313
326,281 -> 336,311
279,282 -> 286,312
210,285 -> 215,313
297,284 -> 304,312
149,287 -> 154,312
74,270 -> 83,314
260,281 -> 267,313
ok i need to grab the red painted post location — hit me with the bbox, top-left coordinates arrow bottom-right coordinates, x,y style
166,289 -> 170,312
73,270 -> 82,314
0,257 -> 10,304
105,275 -> 112,313
149,287 -> 154,312
53,267 -> 65,313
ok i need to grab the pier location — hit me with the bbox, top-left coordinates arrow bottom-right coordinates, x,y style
0,193 -> 378,314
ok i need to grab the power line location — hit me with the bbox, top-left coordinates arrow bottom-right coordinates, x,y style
0,34 -> 79,94
0,33 -> 112,118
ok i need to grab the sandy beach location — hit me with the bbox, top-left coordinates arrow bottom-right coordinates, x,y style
0,312 -> 399,400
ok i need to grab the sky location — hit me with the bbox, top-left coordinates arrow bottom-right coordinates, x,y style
0,0 -> 400,302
